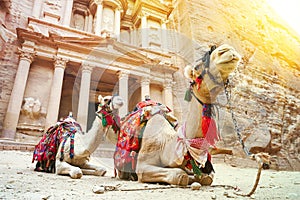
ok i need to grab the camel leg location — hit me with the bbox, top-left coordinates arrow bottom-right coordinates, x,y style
209,147 -> 233,155
55,159 -> 83,179
188,173 -> 214,186
81,162 -> 107,176
137,164 -> 189,186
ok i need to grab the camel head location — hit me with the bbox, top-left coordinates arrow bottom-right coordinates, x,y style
184,44 -> 241,103
98,95 -> 124,111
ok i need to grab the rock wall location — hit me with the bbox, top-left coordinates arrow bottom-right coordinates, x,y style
169,0 -> 300,170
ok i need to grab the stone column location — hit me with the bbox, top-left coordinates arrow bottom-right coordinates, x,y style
114,9 -> 121,40
62,0 -> 74,26
95,2 -> 103,35
163,79 -> 174,112
44,57 -> 67,129
130,27 -> 135,46
161,20 -> 168,50
141,14 -> 148,47
141,76 -> 150,101
88,13 -> 93,33
118,71 -> 129,117
77,64 -> 93,132
84,13 -> 89,32
32,0 -> 43,18
1,50 -> 35,140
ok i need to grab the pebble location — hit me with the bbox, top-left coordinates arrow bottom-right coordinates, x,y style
211,194 -> 217,199
191,182 -> 201,190
5,184 -> 14,189
41,194 -> 51,200
286,193 -> 298,199
92,185 -> 105,194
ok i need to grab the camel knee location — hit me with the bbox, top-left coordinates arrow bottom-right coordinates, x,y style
70,167 -> 83,179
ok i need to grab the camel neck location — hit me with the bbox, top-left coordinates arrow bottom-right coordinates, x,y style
84,118 -> 104,153
185,97 -> 203,139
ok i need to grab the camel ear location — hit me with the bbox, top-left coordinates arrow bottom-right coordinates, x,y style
184,65 -> 194,79
98,95 -> 104,104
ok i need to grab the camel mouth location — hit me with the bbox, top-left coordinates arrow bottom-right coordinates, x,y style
213,48 -> 241,65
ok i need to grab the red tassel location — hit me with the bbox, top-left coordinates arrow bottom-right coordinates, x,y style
202,116 -> 219,146
195,77 -> 203,90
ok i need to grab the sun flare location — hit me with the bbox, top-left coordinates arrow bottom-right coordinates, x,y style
266,0 -> 300,35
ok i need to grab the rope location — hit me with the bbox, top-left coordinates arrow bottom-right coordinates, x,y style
224,79 -> 252,156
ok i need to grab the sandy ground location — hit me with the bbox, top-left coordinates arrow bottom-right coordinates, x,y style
0,150 -> 299,200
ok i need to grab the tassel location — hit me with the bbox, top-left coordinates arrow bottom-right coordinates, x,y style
184,88 -> 192,102
102,114 -> 107,127
191,159 -> 202,177
70,133 -> 75,159
202,116 -> 219,146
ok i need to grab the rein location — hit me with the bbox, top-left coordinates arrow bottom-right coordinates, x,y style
224,79 -> 252,156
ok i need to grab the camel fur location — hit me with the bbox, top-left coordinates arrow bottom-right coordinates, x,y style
33,95 -> 124,179
119,44 -> 241,186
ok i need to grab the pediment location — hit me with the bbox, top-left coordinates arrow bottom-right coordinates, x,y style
17,28 -> 177,73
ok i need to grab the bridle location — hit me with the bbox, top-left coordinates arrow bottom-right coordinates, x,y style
95,95 -> 120,130
188,45 -> 223,106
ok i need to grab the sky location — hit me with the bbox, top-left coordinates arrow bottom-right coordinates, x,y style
266,0 -> 300,35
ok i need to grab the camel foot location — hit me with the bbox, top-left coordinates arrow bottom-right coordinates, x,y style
70,168 -> 83,179
94,168 -> 106,176
199,173 -> 213,186
177,174 -> 189,186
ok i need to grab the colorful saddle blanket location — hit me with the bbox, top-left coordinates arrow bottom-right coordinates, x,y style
113,109 -> 147,178
32,118 -> 82,172
114,101 -> 174,179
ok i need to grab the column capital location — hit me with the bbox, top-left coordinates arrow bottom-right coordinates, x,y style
164,79 -> 173,89
118,70 -> 130,79
81,64 -> 94,72
140,76 -> 150,85
54,56 -> 68,69
95,0 -> 103,5
141,13 -> 149,18
18,48 -> 35,63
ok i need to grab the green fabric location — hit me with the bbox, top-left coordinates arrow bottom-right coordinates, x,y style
191,159 -> 202,177
184,88 -> 192,102
102,114 -> 107,126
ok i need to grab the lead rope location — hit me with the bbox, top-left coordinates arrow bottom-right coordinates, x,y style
224,79 -> 251,156
224,70 -> 271,197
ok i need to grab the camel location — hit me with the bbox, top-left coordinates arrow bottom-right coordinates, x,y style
32,95 -> 124,179
115,44 -> 241,186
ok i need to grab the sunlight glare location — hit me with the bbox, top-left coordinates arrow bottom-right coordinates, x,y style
266,0 -> 300,35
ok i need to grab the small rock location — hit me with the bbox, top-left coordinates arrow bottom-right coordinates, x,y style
41,194 -> 51,200
211,194 -> 217,199
92,185 -> 105,194
5,184 -> 14,189
286,193 -> 298,199
17,171 -> 23,174
191,182 -> 201,190
223,191 -> 228,197
294,181 -> 300,185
